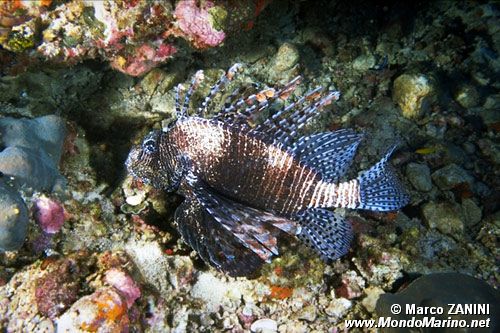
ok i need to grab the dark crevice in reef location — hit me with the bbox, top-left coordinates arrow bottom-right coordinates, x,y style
58,63 -> 149,189
85,116 -> 144,191
297,0 -> 430,39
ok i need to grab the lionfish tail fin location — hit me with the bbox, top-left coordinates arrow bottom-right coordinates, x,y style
357,145 -> 410,212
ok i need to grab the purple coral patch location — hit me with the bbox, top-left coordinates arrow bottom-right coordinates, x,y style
174,0 -> 226,48
111,43 -> 177,77
33,196 -> 65,234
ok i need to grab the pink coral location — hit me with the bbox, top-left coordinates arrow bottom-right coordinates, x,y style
1,1 -> 267,76
33,195 -> 65,234
110,42 -> 177,77
334,271 -> 365,299
0,0 -> 52,29
37,1 -> 178,76
104,268 -> 141,308
174,0 -> 226,49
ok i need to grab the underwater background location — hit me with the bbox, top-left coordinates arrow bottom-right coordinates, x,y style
0,0 -> 498,332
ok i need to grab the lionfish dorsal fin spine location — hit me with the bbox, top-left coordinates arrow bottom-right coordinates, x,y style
198,63 -> 243,116
253,88 -> 340,147
212,76 -> 302,132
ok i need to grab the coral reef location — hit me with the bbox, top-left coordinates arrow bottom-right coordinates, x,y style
0,0 -> 267,76
35,258 -> 81,320
104,268 -> 141,308
174,0 -> 227,49
57,287 -> 133,332
0,253 -> 90,331
0,0 -> 498,331
0,251 -> 142,331
33,195 -> 66,234
0,1 -> 52,48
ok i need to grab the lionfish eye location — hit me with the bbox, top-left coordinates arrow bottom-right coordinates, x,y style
143,139 -> 157,154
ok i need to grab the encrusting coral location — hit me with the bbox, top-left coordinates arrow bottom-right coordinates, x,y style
0,0 -> 268,76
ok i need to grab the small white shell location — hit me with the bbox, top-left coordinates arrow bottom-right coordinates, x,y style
250,318 -> 278,333
125,192 -> 146,206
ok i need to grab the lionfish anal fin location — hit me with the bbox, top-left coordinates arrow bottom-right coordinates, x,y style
293,208 -> 353,260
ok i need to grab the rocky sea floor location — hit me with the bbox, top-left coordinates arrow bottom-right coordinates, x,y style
0,1 -> 499,332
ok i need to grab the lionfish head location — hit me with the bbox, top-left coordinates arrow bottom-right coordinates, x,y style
126,130 -> 171,189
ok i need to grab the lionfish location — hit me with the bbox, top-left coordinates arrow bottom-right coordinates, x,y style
126,64 -> 409,277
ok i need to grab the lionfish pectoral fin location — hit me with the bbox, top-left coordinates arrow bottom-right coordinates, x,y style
175,198 -> 265,277
357,145 -> 410,211
186,174 -> 297,264
291,130 -> 364,182
293,208 -> 353,261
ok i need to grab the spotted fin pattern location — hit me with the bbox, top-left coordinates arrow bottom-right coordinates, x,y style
293,208 -> 353,260
291,129 -> 363,183
357,145 -> 410,211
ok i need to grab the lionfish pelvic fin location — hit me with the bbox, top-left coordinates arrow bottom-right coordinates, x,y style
175,198 -> 265,277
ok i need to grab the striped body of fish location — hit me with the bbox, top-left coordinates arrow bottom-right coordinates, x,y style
126,64 -> 409,277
